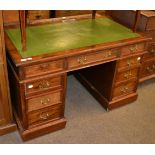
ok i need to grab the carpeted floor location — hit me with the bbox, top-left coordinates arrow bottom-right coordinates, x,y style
0,75 -> 155,144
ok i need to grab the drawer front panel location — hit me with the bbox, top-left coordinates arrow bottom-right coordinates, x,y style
140,59 -> 155,78
28,10 -> 50,20
23,60 -> 64,79
28,104 -> 64,126
27,90 -> 62,112
25,76 -> 62,95
68,49 -> 119,70
112,81 -> 137,99
121,43 -> 145,56
56,10 -> 92,17
115,68 -> 139,83
117,55 -> 142,70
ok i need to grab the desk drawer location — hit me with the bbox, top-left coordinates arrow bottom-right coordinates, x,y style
140,59 -> 155,78
115,68 -> 139,83
68,49 -> 119,70
117,55 -> 142,71
28,10 -> 50,20
25,75 -> 62,95
23,60 -> 64,79
112,81 -> 137,99
27,90 -> 63,112
28,104 -> 64,127
143,44 -> 155,61
121,42 -> 145,56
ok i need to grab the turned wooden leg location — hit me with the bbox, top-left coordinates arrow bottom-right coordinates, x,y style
92,10 -> 96,19
133,10 -> 141,32
19,10 -> 26,51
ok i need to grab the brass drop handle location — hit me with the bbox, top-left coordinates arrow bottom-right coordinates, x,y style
38,80 -> 50,90
146,67 -> 153,72
150,48 -> 155,54
77,56 -> 87,64
129,44 -> 138,53
40,112 -> 49,120
121,87 -> 129,93
146,65 -> 155,72
40,98 -> 50,105
124,71 -> 132,79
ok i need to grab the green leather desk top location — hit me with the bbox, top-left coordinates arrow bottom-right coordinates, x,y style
6,18 -> 140,58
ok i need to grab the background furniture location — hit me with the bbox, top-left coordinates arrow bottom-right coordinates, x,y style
106,10 -> 155,82
0,11 -> 16,135
2,10 -> 105,25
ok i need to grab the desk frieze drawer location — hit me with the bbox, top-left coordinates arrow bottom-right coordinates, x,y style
117,55 -> 142,71
25,75 -> 62,96
23,59 -> 64,79
115,68 -> 139,84
27,104 -> 64,127
112,81 -> 137,99
26,90 -> 63,112
121,42 -> 145,56
68,49 -> 120,70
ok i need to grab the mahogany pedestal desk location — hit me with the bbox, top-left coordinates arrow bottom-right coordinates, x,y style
5,15 -> 151,140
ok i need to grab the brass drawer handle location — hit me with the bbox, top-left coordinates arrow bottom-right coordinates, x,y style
120,87 -> 129,93
150,49 -> 155,54
124,71 -> 132,79
38,80 -> 50,90
146,67 -> 153,72
146,65 -> 155,72
129,44 -> 138,53
40,98 -> 51,105
40,112 -> 49,120
77,56 -> 87,65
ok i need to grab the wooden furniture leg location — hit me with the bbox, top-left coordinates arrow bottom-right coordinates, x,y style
19,10 -> 26,51
92,10 -> 96,19
133,10 -> 141,32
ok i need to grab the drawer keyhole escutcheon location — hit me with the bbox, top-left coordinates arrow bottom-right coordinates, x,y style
107,51 -> 112,57
40,112 -> 49,120
77,56 -> 87,65
127,59 -> 132,67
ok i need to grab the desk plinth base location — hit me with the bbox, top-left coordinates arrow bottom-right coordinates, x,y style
14,111 -> 66,141
108,93 -> 138,110
0,123 -> 17,136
